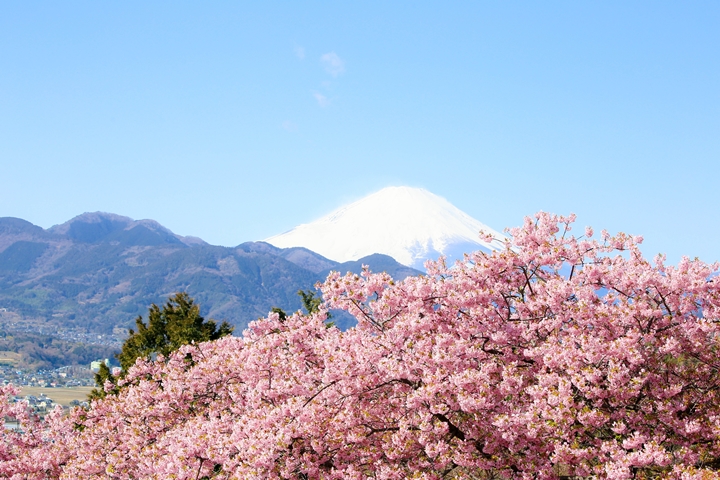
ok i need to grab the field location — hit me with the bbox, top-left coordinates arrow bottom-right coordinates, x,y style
19,386 -> 94,406
0,351 -> 21,366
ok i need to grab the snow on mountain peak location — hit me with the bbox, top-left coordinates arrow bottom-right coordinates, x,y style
265,186 -> 506,269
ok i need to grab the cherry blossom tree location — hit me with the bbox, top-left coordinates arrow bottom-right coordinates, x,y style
2,212 -> 720,479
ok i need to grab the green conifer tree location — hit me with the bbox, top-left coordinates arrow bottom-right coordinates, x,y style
298,289 -> 322,315
90,292 -> 233,400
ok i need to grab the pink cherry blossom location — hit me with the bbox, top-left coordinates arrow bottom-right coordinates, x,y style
2,212 -> 720,478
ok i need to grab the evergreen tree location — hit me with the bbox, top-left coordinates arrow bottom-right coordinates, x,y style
270,307 -> 287,321
89,362 -> 116,401
298,289 -> 322,315
90,292 -> 233,400
271,289 -> 330,321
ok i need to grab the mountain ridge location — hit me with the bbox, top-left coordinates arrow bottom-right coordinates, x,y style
49,212 -> 208,247
0,212 -> 422,344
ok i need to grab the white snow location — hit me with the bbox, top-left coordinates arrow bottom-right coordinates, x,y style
265,186 -> 506,269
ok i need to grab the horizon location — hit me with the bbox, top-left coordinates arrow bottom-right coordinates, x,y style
4,183 -> 715,269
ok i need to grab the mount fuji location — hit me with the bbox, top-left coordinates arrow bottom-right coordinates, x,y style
265,186 -> 506,270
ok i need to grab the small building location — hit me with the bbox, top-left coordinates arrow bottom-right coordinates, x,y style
90,359 -> 110,373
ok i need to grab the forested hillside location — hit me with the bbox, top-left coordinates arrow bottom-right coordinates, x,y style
0,330 -> 110,370
0,213 -> 420,339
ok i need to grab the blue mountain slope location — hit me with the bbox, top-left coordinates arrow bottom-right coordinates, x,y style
0,215 -> 422,336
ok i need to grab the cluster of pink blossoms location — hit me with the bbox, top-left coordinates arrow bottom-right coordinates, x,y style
3,212 -> 720,479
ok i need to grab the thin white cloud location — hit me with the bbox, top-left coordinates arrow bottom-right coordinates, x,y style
320,52 -> 345,77
313,92 -> 330,108
281,120 -> 298,132
294,46 -> 305,60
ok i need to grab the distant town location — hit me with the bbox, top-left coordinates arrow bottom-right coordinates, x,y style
1,311 -> 124,348
2,364 -> 101,423
0,364 -> 96,389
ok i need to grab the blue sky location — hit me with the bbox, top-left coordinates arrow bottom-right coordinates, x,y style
1,2 -> 718,264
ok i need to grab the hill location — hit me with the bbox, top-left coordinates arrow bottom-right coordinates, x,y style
0,214 -> 422,358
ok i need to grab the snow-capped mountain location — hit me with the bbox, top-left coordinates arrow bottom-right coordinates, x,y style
265,186 -> 506,270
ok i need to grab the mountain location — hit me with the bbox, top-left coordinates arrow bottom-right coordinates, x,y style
0,213 -> 422,353
48,212 -> 207,247
265,186 -> 506,269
